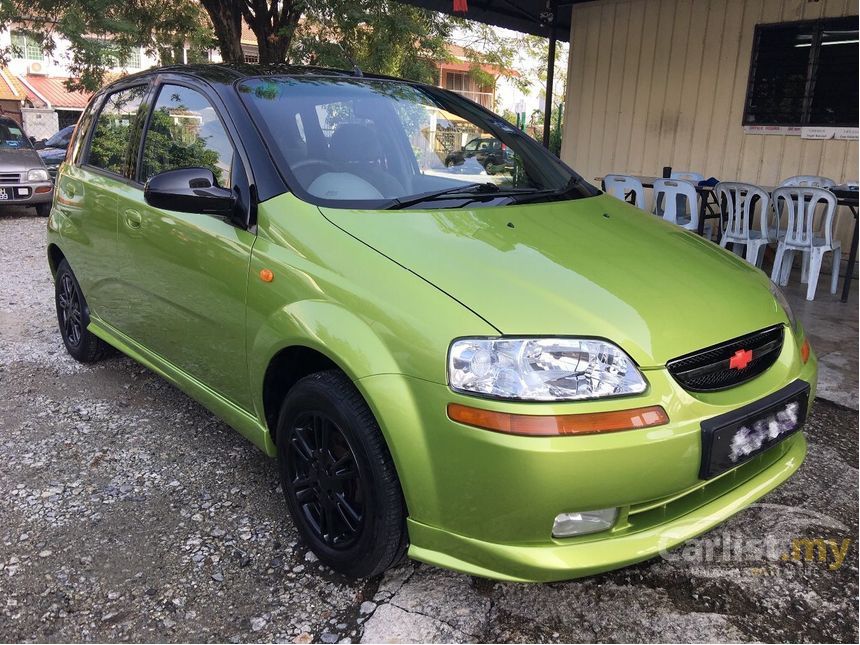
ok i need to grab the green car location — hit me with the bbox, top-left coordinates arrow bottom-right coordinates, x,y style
46,65 -> 817,582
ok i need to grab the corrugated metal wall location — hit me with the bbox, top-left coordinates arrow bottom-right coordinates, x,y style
560,0 -> 858,246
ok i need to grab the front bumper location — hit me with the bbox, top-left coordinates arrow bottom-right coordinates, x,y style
356,325 -> 817,582
0,182 -> 53,205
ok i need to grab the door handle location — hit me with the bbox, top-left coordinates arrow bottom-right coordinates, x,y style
124,209 -> 142,229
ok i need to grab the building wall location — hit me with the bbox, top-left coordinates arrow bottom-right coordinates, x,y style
560,0 -> 858,246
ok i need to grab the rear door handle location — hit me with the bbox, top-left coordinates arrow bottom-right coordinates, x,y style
124,209 -> 142,229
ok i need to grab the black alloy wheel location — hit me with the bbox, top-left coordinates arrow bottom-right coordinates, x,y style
277,370 -> 407,578
284,411 -> 365,549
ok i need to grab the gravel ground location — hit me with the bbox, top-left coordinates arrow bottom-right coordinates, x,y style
1,210 -> 858,643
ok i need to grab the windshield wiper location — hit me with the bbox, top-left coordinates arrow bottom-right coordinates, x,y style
387,182 -> 546,210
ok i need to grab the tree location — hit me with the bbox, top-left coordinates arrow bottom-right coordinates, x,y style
290,0 -> 452,84
0,1 -> 215,91
200,0 -> 307,66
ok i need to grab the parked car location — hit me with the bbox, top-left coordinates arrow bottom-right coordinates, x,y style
47,65 -> 817,582
444,136 -> 512,174
0,116 -> 53,216
38,125 -> 76,180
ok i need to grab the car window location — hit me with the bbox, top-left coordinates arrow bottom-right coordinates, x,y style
0,121 -> 32,150
463,140 -> 478,151
140,84 -> 234,186
86,85 -> 148,176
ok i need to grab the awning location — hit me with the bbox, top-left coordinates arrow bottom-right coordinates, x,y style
395,0 -> 580,41
17,76 -> 92,110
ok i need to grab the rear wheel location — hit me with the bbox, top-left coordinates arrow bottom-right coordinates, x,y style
35,203 -> 50,217
276,370 -> 407,578
55,260 -> 110,363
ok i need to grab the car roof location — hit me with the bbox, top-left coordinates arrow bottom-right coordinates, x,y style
112,63 -> 412,91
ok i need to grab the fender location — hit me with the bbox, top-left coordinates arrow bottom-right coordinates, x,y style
247,298 -> 403,413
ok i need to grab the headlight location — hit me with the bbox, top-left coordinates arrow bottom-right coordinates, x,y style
27,168 -> 49,182
769,281 -> 797,330
448,337 -> 648,401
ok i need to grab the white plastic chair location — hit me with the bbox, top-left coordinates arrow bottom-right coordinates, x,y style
603,174 -> 646,209
716,182 -> 773,267
770,186 -> 841,301
775,176 -> 837,282
653,178 -> 711,236
779,175 -> 836,188
670,171 -> 705,183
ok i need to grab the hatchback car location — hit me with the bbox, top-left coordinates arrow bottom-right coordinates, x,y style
0,116 -> 53,215
46,65 -> 816,582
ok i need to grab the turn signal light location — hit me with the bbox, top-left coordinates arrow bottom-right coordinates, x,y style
447,403 -> 669,436
800,338 -> 810,363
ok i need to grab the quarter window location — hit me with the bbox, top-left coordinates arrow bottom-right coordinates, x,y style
140,85 -> 233,186
86,86 -> 148,177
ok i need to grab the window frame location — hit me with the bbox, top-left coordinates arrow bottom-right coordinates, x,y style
80,81 -> 154,184
136,80 -> 237,188
10,30 -> 44,61
134,75 -> 255,228
743,16 -> 859,128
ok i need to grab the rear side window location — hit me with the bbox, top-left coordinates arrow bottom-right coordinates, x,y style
86,85 -> 148,176
139,84 -> 234,186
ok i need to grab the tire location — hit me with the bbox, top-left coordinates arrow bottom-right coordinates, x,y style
35,203 -> 50,217
445,159 -> 455,168
276,370 -> 407,578
55,259 -> 110,363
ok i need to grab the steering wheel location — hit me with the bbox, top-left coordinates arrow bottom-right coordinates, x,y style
290,159 -> 336,182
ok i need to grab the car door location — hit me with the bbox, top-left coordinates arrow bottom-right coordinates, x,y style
55,83 -> 150,326
114,80 -> 255,410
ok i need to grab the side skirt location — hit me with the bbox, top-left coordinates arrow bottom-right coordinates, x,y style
87,317 -> 276,457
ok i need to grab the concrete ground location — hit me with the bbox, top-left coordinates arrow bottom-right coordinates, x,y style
783,270 -> 859,410
1,210 -> 858,643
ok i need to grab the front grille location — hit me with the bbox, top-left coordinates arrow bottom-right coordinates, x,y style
0,172 -> 21,183
667,325 -> 784,391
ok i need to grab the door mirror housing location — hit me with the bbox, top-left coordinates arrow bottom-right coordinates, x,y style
144,168 -> 236,219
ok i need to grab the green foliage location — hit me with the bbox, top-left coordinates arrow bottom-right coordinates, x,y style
290,0 -> 453,84
87,117 -> 130,174
0,0 -> 215,92
141,108 -> 223,183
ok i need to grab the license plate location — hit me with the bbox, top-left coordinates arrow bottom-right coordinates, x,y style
699,380 -> 809,479
0,188 -> 7,200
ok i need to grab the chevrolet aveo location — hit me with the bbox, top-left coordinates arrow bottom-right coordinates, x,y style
46,65 -> 817,582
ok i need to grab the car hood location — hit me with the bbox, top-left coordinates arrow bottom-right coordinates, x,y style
0,147 -> 44,171
38,147 -> 67,164
320,194 -> 786,367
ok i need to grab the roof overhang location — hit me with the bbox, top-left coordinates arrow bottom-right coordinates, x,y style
394,0 -> 582,41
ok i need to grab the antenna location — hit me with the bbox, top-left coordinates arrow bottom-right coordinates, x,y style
336,44 -> 363,77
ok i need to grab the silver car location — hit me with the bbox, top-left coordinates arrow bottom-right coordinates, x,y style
0,117 -> 54,216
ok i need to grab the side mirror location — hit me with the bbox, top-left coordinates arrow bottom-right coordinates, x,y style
144,167 -> 236,218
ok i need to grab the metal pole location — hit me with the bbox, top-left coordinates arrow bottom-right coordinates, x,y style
542,2 -> 558,149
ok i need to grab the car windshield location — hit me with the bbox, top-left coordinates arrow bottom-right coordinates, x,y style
0,121 -> 32,150
237,76 -> 598,209
45,126 -> 74,148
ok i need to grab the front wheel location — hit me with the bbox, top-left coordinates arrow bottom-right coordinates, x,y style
277,370 -> 407,578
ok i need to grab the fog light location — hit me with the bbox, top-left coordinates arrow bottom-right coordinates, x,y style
552,508 -> 618,538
